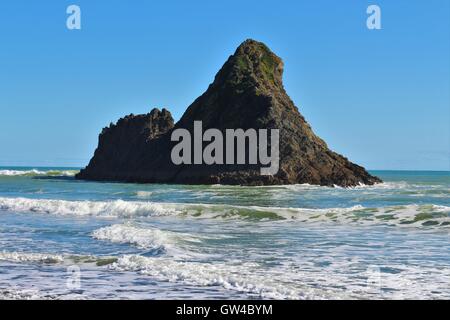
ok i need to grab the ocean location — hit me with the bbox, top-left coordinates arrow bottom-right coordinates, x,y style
0,167 -> 448,299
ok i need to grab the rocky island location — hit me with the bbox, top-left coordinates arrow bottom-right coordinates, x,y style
76,39 -> 381,187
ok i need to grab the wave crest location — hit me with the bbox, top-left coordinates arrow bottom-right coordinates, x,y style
0,169 -> 78,177
92,223 -> 202,256
0,196 -> 448,228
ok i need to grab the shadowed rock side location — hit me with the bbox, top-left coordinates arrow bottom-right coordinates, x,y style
77,39 -> 382,187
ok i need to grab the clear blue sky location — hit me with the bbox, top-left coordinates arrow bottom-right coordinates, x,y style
0,0 -> 449,170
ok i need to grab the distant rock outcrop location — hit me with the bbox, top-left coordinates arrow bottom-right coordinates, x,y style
76,39 -> 381,186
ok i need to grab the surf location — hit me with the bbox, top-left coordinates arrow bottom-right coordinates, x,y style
0,196 -> 448,228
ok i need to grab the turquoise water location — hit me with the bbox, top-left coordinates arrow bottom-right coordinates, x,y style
0,167 -> 448,299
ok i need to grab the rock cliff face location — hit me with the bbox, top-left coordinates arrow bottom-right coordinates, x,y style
76,39 -> 381,186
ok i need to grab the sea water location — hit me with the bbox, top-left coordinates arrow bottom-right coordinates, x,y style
0,167 -> 448,299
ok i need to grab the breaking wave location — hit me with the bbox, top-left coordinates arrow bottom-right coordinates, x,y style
0,169 -> 78,177
0,250 -> 341,299
109,254 -> 450,300
91,224 -> 203,257
109,254 -> 326,299
0,196 -> 448,228
2,249 -> 449,299
0,197 -> 176,217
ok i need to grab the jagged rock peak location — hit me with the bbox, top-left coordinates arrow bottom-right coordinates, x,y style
212,39 -> 284,92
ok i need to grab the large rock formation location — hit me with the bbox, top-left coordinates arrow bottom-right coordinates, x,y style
76,39 -> 381,187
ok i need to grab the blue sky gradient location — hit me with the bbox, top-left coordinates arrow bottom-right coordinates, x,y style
0,0 -> 449,170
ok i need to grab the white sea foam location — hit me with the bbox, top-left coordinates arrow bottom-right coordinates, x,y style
0,251 -> 120,268
0,197 -> 448,228
135,191 -> 153,198
93,224 -> 170,250
2,249 -> 449,299
0,169 -> 43,176
281,181 -> 447,192
0,169 -> 78,177
0,288 -> 52,300
0,251 -> 64,264
92,224 -> 202,257
0,197 -> 177,217
110,254 -> 332,299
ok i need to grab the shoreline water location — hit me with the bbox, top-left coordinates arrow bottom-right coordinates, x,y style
0,167 -> 448,299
